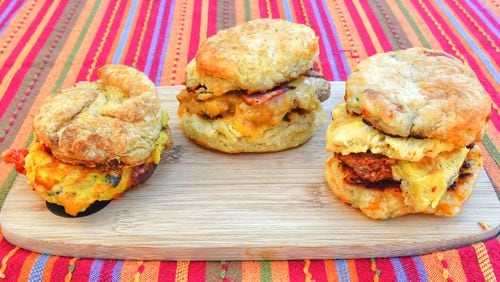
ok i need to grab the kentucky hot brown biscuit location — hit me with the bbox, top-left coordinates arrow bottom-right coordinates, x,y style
3,65 -> 173,216
325,48 -> 492,219
177,19 -> 331,153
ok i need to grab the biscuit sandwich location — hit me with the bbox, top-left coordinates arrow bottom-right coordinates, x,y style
177,19 -> 331,153
324,48 -> 492,219
2,65 -> 172,216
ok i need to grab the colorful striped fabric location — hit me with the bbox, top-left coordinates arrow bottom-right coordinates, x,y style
0,0 -> 498,280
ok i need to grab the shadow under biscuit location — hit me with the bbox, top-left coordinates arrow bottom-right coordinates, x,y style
46,200 -> 111,218
161,145 -> 184,164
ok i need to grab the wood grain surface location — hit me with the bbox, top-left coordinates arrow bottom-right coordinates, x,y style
1,82 -> 498,260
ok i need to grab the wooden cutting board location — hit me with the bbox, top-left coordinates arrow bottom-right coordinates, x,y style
1,82 -> 498,260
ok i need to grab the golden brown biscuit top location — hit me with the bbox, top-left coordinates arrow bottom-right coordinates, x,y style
186,19 -> 319,96
345,47 -> 492,147
33,64 -> 164,167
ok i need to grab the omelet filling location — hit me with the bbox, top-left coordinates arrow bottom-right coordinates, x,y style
25,113 -> 171,216
327,103 -> 468,211
177,76 -> 325,140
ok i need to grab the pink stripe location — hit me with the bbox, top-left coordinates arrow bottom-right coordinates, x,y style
445,0 -> 499,68
458,245 -> 485,281
71,258 -> 95,281
345,1 -> 376,56
376,258 -> 397,281
0,0 -> 69,119
269,0 -> 280,18
484,239 -> 500,279
290,0 -> 306,24
158,261 -> 177,281
358,1 -> 393,51
135,0 -> 162,71
50,257 -> 71,281
302,0 -> 334,80
98,260 -> 117,282
148,0 -> 173,79
123,1 -> 152,66
309,260 -> 328,282
187,261 -> 206,282
207,0 -> 218,36
258,0 -> 268,18
354,259 -> 373,281
288,261 -> 305,282
187,0 -> 202,62
469,0 -> 500,31
399,257 -> 421,282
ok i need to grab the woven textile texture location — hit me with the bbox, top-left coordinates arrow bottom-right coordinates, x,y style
0,0 -> 498,281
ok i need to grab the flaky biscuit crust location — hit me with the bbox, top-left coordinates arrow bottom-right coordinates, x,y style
186,19 -> 319,95
324,145 -> 482,220
33,65 -> 164,167
345,48 -> 491,147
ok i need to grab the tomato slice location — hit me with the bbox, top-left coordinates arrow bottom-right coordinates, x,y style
2,148 -> 28,174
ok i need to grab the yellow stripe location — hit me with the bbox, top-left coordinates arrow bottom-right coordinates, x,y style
303,259 -> 312,282
473,242 -> 497,282
0,246 -> 19,278
242,261 -> 260,282
64,258 -> 78,282
174,261 -> 190,282
0,0 -> 62,98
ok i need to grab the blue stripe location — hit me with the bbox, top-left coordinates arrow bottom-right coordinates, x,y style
0,0 -> 23,35
28,254 -> 51,281
112,260 -> 124,282
155,0 -> 176,84
319,0 -> 351,78
282,0 -> 294,22
436,0 -> 499,83
390,258 -> 409,282
111,0 -> 141,64
334,259 -> 351,282
88,259 -> 104,282
309,0 -> 340,80
412,256 -> 429,281
144,0 -> 168,75
465,0 -> 499,36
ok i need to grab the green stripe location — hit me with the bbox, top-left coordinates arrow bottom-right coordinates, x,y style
205,261 -> 221,282
260,261 -> 272,282
226,261 -> 242,281
244,0 -> 251,21
482,133 -> 500,166
395,0 -> 431,48
52,0 -> 102,93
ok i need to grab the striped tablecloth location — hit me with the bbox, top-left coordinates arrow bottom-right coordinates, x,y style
0,0 -> 498,281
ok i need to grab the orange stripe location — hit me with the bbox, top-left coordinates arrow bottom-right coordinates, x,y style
140,261 -> 161,281
0,0 -> 63,99
18,253 -> 40,281
271,261 -> 289,281
443,250 -> 467,281
242,261 -> 261,282
200,0 -> 209,41
64,258 -> 78,282
352,0 -> 384,53
174,261 -> 190,282
420,252 -> 441,280
324,260 -> 339,282
473,242 -> 497,281
250,0 -> 260,19
120,260 -> 141,280
346,259 -> 359,282
41,256 -> 59,282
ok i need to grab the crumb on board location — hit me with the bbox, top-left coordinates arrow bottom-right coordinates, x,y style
478,221 -> 489,231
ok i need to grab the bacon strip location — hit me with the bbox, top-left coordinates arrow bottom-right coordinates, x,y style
240,86 -> 289,106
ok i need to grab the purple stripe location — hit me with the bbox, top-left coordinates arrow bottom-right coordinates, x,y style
112,260 -> 124,282
0,0 -> 24,34
319,0 -> 351,78
472,0 -> 500,30
144,0 -> 168,75
111,0 -> 140,64
465,0 -> 499,37
88,259 -> 105,282
390,258 -> 409,282
155,0 -> 176,84
412,256 -> 429,281
309,0 -> 340,80
28,254 -> 50,281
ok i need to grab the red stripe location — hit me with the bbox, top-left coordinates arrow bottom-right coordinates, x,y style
376,258 -> 397,281
123,1 -> 151,66
345,1 -> 376,56
0,238 -> 15,259
3,248 -> 31,281
258,0 -> 268,18
207,0 -> 218,36
134,0 -> 162,71
75,1 -> 120,81
0,0 -> 24,28
0,0 -> 69,119
50,257 -> 71,281
444,0 -> 499,69
458,245 -> 485,281
309,260 -> 328,282
354,259 -> 373,281
158,261 -> 177,281
148,0 -> 173,80
413,0 -> 499,130
269,0 -> 280,18
302,0 -> 334,80
71,258 -> 95,281
288,260 -> 305,282
484,239 -> 500,279
98,260 -> 117,282
469,0 -> 500,32
187,261 -> 206,282
358,1 -> 393,51
290,0 -> 306,25
187,0 -> 202,62
399,257 -> 421,282
317,0 -> 348,80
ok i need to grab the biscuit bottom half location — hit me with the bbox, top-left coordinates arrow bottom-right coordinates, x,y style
25,127 -> 172,216
180,108 -> 323,153
324,146 -> 482,220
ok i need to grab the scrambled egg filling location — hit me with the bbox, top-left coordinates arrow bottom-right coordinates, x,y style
177,76 -> 323,140
25,112 -> 171,216
327,103 -> 468,211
